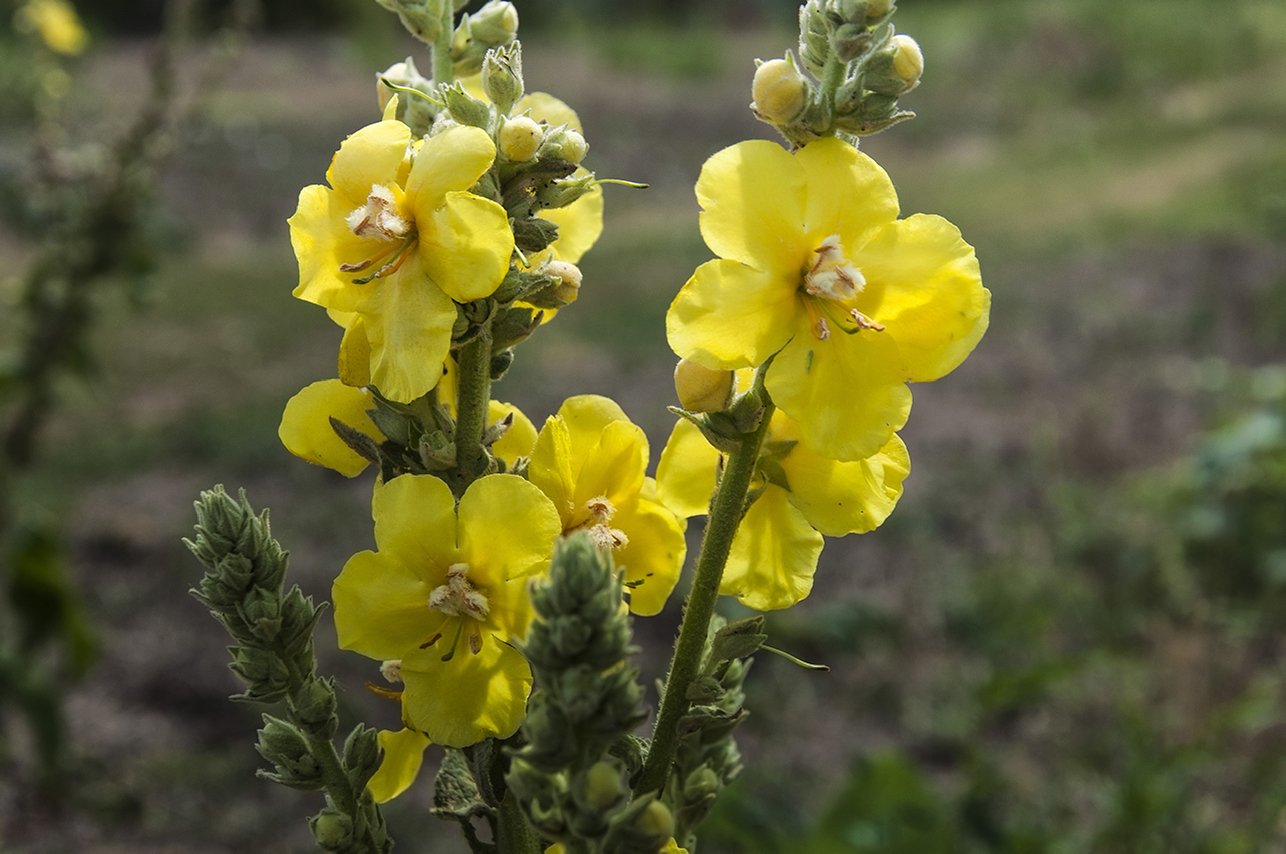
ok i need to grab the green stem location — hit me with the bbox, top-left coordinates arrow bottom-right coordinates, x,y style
454,319 -> 493,486
432,0 -> 455,84
635,383 -> 775,797
497,789 -> 541,854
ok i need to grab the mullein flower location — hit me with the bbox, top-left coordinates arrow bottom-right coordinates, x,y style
656,384 -> 910,610
331,474 -> 561,746
366,727 -> 431,803
525,396 -> 685,616
666,137 -> 989,462
289,120 -> 515,403
277,378 -> 536,476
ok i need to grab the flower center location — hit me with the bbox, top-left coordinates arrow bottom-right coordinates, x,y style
428,563 -> 490,621
575,496 -> 629,550
801,235 -> 885,341
339,183 -> 418,284
804,235 -> 865,301
346,184 -> 410,241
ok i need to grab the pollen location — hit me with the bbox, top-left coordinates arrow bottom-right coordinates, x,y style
346,183 -> 411,241
428,563 -> 490,621
804,234 -> 866,301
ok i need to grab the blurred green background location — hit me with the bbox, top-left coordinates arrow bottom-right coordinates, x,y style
3,0 -> 1286,851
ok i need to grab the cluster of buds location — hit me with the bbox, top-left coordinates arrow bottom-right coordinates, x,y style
450,0 -> 519,76
506,534 -> 674,851
186,487 -> 390,853
753,0 -> 921,145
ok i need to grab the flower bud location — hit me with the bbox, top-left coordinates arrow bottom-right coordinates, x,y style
482,43 -> 524,114
541,260 -> 582,306
581,761 -> 629,811
468,0 -> 519,48
831,22 -> 871,63
309,808 -> 355,851
674,359 -> 733,413
291,677 -> 339,740
635,800 -> 675,843
257,715 -> 325,790
752,58 -> 809,124
866,0 -> 894,18
864,34 -> 923,96
342,724 -> 382,790
540,126 -> 589,165
442,83 -> 492,129
499,115 -> 543,162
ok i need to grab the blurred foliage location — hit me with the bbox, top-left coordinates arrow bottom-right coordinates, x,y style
701,362 -> 1286,853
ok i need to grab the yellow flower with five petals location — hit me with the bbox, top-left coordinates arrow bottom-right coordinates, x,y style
656,391 -> 909,610
666,137 -> 989,462
332,473 -> 560,747
289,120 -> 515,403
526,395 -> 685,616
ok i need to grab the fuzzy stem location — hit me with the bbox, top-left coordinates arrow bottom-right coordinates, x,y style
432,0 -> 455,84
453,319 -> 493,486
635,378 -> 775,797
497,789 -> 541,854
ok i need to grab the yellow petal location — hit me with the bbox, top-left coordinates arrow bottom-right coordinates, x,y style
288,184 -> 369,313
408,125 -> 498,211
529,415 -> 576,523
326,120 -> 413,205
569,419 -> 649,523
367,728 -> 431,803
722,486 -> 822,611
400,634 -> 532,747
358,257 -> 457,403
490,400 -> 538,466
332,549 -> 442,660
696,139 -> 806,273
794,137 -> 899,249
278,380 -> 380,477
457,475 -> 561,589
420,191 -> 514,302
337,316 -> 373,388
781,425 -> 911,536
518,91 -> 583,132
766,320 -> 912,462
372,474 -> 459,566
667,259 -> 798,369
655,418 -> 720,520
613,493 -> 686,616
853,214 -> 991,382
545,178 -> 603,264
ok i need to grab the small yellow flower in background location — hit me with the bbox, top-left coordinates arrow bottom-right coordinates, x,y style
289,120 -> 514,403
526,395 -> 685,616
332,474 -> 561,746
666,137 -> 989,462
545,841 -> 687,854
657,378 -> 910,610
367,728 -> 430,803
15,0 -> 88,56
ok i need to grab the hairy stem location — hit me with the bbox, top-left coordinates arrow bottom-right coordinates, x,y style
635,378 -> 775,796
432,0 -> 455,84
453,318 -> 493,488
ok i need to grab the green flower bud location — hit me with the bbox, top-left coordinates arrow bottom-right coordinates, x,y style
469,0 -> 519,48
674,358 -> 734,413
831,22 -> 871,63
257,715 -> 325,790
581,760 -> 629,812
866,0 -> 894,18
342,724 -> 382,791
291,677 -> 339,740
863,33 -> 923,96
536,173 -> 595,211
500,115 -> 544,162
752,58 -> 809,124
635,800 -> 675,848
511,216 -> 560,254
482,43 -> 524,114
239,586 -> 282,643
442,83 -> 492,129
309,807 -> 355,851
540,126 -> 588,165
682,766 -> 721,803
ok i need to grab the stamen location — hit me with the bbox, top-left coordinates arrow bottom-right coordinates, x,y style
849,309 -> 885,331
380,660 -> 403,683
440,619 -> 466,663
350,236 -> 418,285
468,633 -> 482,655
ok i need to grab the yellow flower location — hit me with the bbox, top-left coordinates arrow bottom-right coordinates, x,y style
526,396 -> 685,616
666,137 -> 989,461
15,0 -> 88,55
278,378 -> 536,476
656,402 -> 909,611
367,728 -> 430,803
545,842 -> 687,854
332,474 -> 561,746
289,120 -> 514,403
